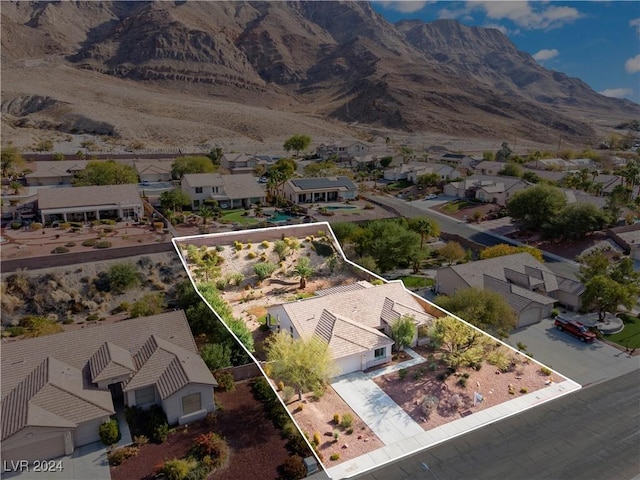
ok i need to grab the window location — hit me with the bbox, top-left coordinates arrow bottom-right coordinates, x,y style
135,386 -> 155,405
374,347 -> 386,359
193,199 -> 200,207
182,392 -> 202,415
195,187 -> 203,194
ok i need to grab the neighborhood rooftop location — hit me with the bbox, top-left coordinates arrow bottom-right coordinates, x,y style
37,184 -> 142,210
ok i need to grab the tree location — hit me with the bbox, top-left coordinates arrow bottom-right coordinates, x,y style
482,151 -> 495,161
435,288 -> 517,338
200,343 -> 232,371
72,160 -> 138,186
495,142 -> 512,162
428,316 -> 489,369
480,244 -> 544,262
507,184 -> 566,231
439,241 -> 465,265
416,173 -> 440,187
292,257 -> 314,289
265,332 -> 336,401
208,146 -> 223,164
542,203 -> 610,241
408,217 -> 440,249
409,246 -> 429,274
273,240 -> 289,261
1,145 -> 24,178
380,156 -> 393,168
582,275 -> 636,321
267,158 -> 297,199
171,155 -> 216,179
254,262 -> 277,282
198,205 -> 215,225
129,292 -> 165,318
160,189 -> 191,212
499,162 -> 522,177
283,134 -> 311,157
390,315 -> 417,351
355,220 -> 420,272
578,250 -> 613,283
9,181 -> 22,195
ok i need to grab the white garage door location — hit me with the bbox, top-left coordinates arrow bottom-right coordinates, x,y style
337,355 -> 362,375
518,308 -> 541,328
2,435 -> 66,463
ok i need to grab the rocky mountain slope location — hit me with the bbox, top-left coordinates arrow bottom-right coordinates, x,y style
1,1 -> 637,149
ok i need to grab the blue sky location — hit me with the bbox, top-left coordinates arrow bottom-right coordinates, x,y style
372,1 -> 640,104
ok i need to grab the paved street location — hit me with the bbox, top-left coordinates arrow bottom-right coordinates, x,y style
505,318 -> 640,386
353,369 -> 640,480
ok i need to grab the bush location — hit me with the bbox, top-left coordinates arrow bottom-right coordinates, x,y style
280,455 -> 307,480
96,240 -> 112,249
162,458 -> 197,480
213,371 -> 235,392
346,427 -> 353,435
312,432 -> 321,446
153,423 -> 169,443
330,453 -> 340,461
311,240 -> 333,257
82,239 -> 97,247
339,413 -> 353,429
86,314 -> 99,321
247,251 -> 257,259
520,387 -> 529,394
540,366 -> 552,376
457,377 -> 468,388
62,318 -> 74,325
51,246 -> 69,254
133,435 -> 149,447
30,222 -> 43,230
107,446 -> 138,466
10,222 -> 21,230
99,419 -> 120,446
191,432 -> 229,467
65,242 -> 76,247
253,262 -> 277,281
486,349 -> 512,373
398,368 -> 408,380
333,413 -> 340,424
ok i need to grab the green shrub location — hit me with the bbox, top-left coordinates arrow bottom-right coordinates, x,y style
59,222 -> 71,229
10,222 -> 21,230
280,455 -> 307,480
330,453 -> 340,461
540,366 -> 552,376
213,371 -> 235,392
162,458 -> 196,480
70,222 -> 83,228
153,423 -> 169,443
261,240 -> 270,248
51,246 -> 69,254
486,349 -> 512,373
65,242 -> 76,247
133,435 -> 149,447
30,222 -> 43,230
457,377 -> 468,388
82,239 -> 97,247
99,419 -> 120,446
520,387 -> 528,394
311,240 -> 334,257
398,368 -> 408,380
96,240 -> 112,249
333,413 -> 340,424
312,432 -> 321,446
107,446 -> 138,466
247,251 -> 257,259
253,262 -> 277,281
62,318 -> 74,325
346,427 -> 353,435
86,314 -> 99,321
339,413 -> 353,429
101,219 -> 116,225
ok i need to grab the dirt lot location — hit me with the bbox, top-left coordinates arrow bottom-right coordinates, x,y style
111,380 -> 292,480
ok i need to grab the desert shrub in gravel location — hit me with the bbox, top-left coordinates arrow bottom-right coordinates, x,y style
280,455 -> 307,480
99,419 -> 120,446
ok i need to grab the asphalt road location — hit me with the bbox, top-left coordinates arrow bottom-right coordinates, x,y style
353,369 -> 640,480
1,242 -> 175,273
364,193 -> 580,280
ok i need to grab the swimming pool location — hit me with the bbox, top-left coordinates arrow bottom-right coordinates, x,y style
267,212 -> 299,223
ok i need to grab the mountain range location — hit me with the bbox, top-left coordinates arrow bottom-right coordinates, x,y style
1,0 -> 638,149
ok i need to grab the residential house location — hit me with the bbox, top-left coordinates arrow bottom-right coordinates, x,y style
133,160 -> 174,183
443,175 -> 527,207
281,176 -> 358,204
524,158 -> 597,171
316,140 -> 372,161
474,161 -> 506,176
607,224 -> 640,255
0,312 -> 217,464
220,153 -> 276,175
37,184 -> 143,223
25,161 -> 89,186
180,173 -> 266,210
266,281 -> 435,375
437,153 -> 480,174
384,162 -> 456,182
521,168 -> 568,184
436,253 -> 585,327
562,190 -> 607,209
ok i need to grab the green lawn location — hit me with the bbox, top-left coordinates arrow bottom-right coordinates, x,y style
441,200 -> 471,214
221,209 -> 258,225
604,314 -> 640,349
399,276 -> 435,289
387,180 -> 413,190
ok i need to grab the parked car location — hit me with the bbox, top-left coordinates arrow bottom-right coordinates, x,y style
554,316 -> 596,343
424,194 -> 438,200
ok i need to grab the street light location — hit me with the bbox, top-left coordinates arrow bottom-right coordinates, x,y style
421,463 -> 440,480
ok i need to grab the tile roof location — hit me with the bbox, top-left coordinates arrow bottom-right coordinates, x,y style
313,280 -> 372,296
314,311 -> 392,359
219,174 -> 266,199
1,312 -> 215,437
182,173 -> 225,188
268,282 -> 434,358
133,160 -> 173,175
26,161 -> 89,179
37,184 -> 142,210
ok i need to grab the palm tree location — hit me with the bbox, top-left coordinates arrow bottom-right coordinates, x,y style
199,205 -> 214,225
293,257 -> 314,289
9,181 -> 22,195
410,217 -> 440,249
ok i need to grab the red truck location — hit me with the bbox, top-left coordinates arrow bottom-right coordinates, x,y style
554,316 -> 597,343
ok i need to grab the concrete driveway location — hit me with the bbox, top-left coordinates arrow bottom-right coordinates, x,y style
3,442 -> 110,480
506,317 -> 640,386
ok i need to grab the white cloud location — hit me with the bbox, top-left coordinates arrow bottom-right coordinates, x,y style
631,18 -> 640,35
600,88 -> 633,99
377,1 -> 429,14
483,23 -> 510,35
441,1 -> 583,30
533,48 -> 559,61
626,55 -> 640,74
